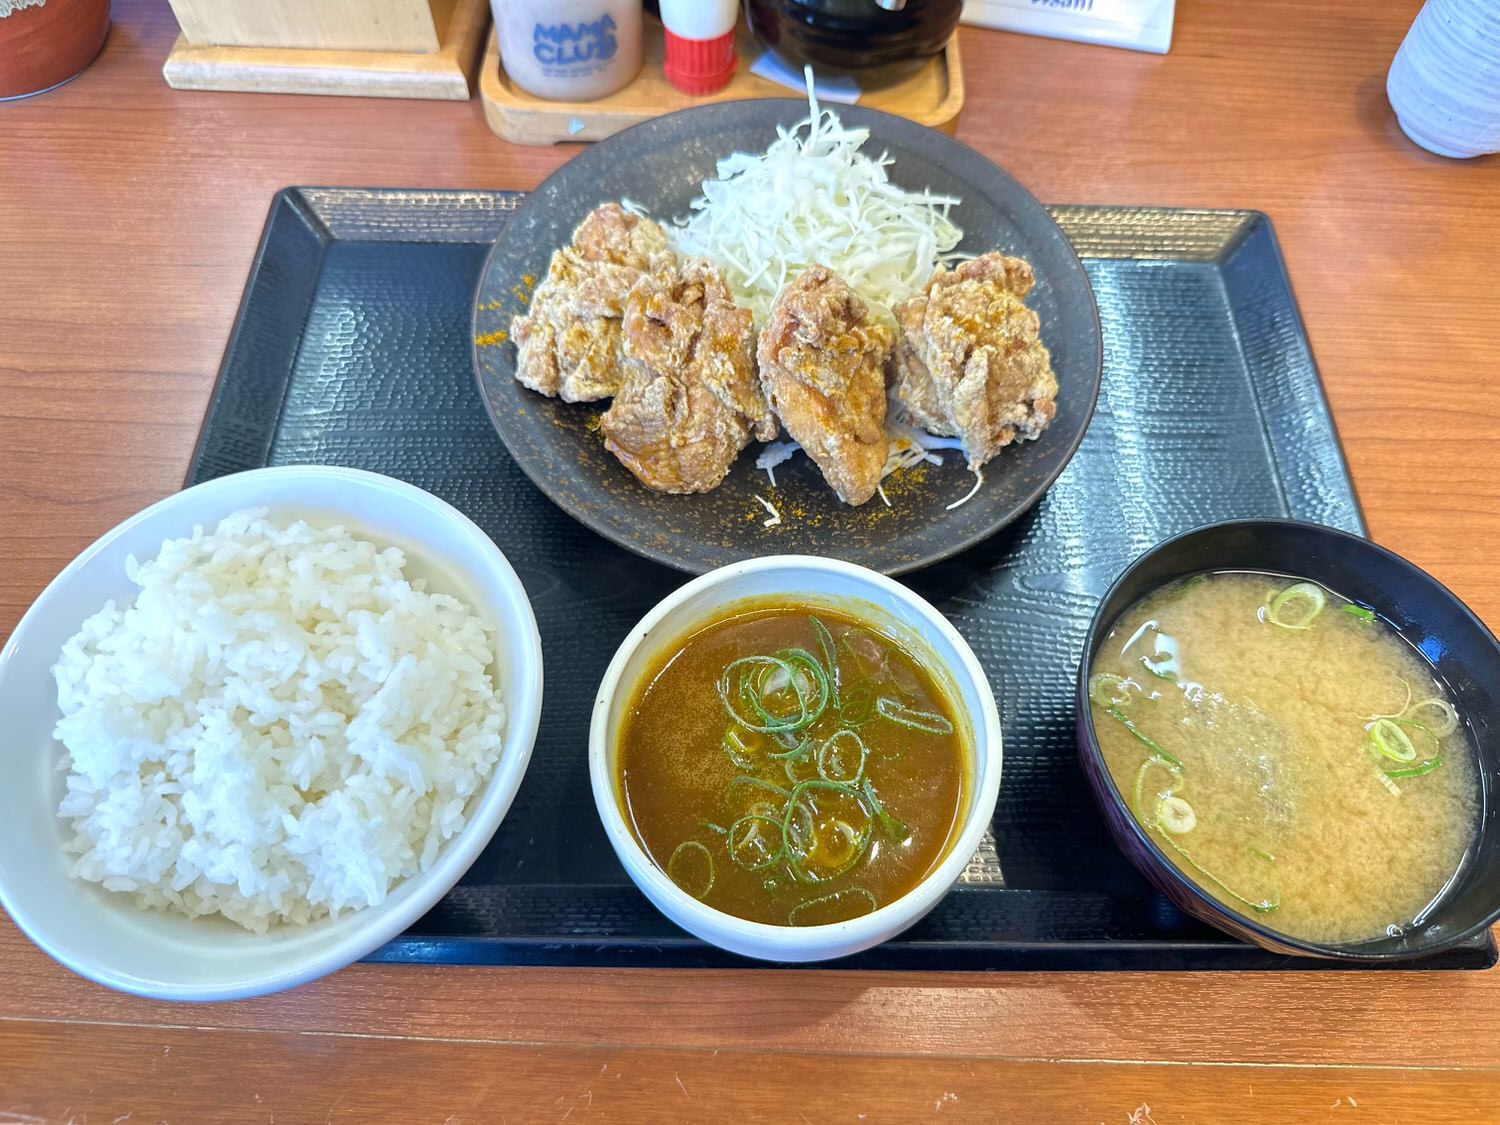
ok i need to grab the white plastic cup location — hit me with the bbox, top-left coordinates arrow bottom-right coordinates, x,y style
1387,0 -> 1500,159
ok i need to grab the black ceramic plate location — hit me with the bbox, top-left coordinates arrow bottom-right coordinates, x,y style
472,100 -> 1102,576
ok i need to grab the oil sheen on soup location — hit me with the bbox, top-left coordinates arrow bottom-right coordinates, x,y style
616,602 -> 968,926
1089,572 -> 1478,944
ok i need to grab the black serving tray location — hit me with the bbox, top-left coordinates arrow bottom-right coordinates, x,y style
187,188 -> 1496,971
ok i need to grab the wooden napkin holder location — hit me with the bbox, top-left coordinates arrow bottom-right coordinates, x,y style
162,0 -> 489,100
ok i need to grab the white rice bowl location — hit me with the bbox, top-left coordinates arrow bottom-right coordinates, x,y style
51,507 -> 506,933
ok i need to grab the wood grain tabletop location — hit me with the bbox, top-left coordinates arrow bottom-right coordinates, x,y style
3,0 -> 1499,1121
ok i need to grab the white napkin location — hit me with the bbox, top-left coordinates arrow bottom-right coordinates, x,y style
750,53 -> 862,104
961,0 -> 1176,55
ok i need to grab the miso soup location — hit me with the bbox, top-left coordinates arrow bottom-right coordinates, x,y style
1089,571 -> 1479,944
616,601 -> 969,926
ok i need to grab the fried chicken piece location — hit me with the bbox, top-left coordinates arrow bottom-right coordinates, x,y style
599,259 -> 771,494
756,267 -> 894,507
570,203 -> 670,271
890,252 -> 1059,469
510,203 -> 673,403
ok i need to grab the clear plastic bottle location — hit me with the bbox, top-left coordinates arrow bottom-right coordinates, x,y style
493,0 -> 643,102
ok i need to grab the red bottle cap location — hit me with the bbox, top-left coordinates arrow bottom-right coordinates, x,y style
663,29 -> 737,96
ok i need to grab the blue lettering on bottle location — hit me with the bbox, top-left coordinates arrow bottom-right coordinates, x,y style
532,16 -> 619,69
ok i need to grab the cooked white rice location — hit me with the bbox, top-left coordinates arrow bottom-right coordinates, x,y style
51,507 -> 506,932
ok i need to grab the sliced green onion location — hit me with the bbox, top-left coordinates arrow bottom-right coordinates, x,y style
838,682 -> 876,726
1386,757 -> 1442,780
819,818 -> 868,868
722,727 -> 760,772
717,649 -> 830,734
771,728 -> 801,751
784,747 -> 817,785
1366,717 -> 1418,762
1158,834 -> 1279,914
1105,704 -> 1183,769
770,735 -> 812,761
861,777 -> 911,843
810,616 -> 840,711
1131,756 -> 1183,821
1375,769 -> 1402,796
718,656 -> 801,732
1406,698 -> 1459,738
1390,718 -> 1442,761
699,820 -> 727,835
818,825 -> 872,882
666,841 -> 715,899
748,649 -> 829,730
1341,603 -> 1376,622
728,775 -> 791,803
1088,673 -> 1136,707
1156,795 -> 1197,835
1368,678 -> 1414,722
1250,848 -> 1276,864
874,696 -> 955,735
816,729 -> 868,784
784,647 -> 831,717
779,778 -> 864,820
790,817 -> 872,885
782,816 -> 812,870
726,815 -> 785,871
780,779 -> 868,884
1264,581 -> 1327,630
784,796 -> 815,848
760,663 -> 794,695
787,887 -> 878,926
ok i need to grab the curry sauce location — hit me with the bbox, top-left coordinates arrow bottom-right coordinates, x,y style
616,601 -> 968,926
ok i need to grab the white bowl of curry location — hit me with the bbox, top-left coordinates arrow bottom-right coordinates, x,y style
589,554 -> 1002,962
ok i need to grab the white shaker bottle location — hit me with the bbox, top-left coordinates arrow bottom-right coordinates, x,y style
1387,0 -> 1500,158
493,0 -> 643,101
660,0 -> 739,95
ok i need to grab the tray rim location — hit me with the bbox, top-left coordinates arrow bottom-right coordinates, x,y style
183,188 -> 1491,971
363,934 -> 1498,972
185,187 -> 318,485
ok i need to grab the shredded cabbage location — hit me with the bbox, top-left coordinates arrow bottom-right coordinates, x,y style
634,70 -> 986,513
755,423 -> 984,509
643,70 -> 964,326
753,494 -> 783,528
754,441 -> 800,488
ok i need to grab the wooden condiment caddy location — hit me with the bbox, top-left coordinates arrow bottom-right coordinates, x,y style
480,17 -> 964,146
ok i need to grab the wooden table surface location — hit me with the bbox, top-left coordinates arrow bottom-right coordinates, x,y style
3,0 -> 1499,1120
